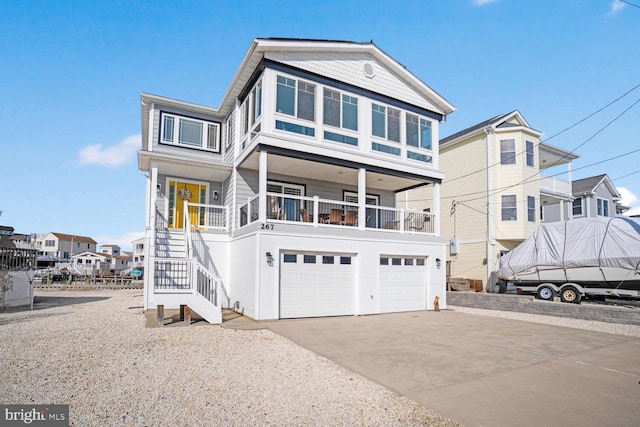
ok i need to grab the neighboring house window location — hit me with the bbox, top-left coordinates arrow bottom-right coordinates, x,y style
527,196 -> 536,222
323,88 -> 358,131
597,198 -> 609,216
371,104 -> 400,142
526,141 -> 534,167
500,139 -> 516,165
63,252 -> 69,259
160,113 -> 220,152
406,114 -> 432,150
572,197 -> 583,216
45,240 -> 55,247
540,205 -> 544,221
501,195 -> 517,220
276,75 -> 315,122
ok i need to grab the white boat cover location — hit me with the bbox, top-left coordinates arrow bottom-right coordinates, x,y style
496,217 -> 640,278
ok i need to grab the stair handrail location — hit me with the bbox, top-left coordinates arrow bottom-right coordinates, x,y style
183,200 -> 193,259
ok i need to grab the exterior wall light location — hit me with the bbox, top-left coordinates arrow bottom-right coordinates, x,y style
436,258 -> 441,268
213,191 -> 219,201
266,252 -> 274,266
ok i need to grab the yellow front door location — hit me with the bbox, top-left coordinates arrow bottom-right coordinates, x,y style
169,181 -> 203,229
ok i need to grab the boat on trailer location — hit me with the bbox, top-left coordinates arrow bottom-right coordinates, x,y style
496,217 -> 640,303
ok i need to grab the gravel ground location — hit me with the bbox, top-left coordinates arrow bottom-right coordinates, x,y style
0,290 -> 458,426
448,305 -> 640,338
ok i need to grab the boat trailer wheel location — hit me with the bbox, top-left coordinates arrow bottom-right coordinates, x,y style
560,286 -> 582,304
537,286 -> 554,301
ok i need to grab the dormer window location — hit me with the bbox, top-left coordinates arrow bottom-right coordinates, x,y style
160,112 -> 220,153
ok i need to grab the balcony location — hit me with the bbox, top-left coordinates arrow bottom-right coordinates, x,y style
239,193 -> 435,234
540,175 -> 571,197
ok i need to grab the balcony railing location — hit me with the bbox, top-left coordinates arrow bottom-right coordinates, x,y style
540,175 -> 571,197
186,203 -> 228,231
238,192 -> 435,234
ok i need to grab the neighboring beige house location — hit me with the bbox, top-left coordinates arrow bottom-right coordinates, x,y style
404,111 -> 578,290
35,232 -> 97,264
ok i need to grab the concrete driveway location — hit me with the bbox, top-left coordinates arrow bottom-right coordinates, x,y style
265,310 -> 640,426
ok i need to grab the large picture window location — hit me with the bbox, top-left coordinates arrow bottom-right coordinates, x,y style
500,139 -> 516,165
502,195 -> 517,221
160,113 -> 220,152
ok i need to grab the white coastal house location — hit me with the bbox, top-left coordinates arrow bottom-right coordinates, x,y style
139,38 -> 456,323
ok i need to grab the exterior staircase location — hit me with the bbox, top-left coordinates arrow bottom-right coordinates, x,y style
149,200 -> 222,324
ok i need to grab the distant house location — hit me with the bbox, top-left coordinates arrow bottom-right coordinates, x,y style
98,244 -> 130,274
71,252 -> 111,276
569,174 -> 623,219
35,233 -> 97,265
0,225 -> 15,236
131,237 -> 144,269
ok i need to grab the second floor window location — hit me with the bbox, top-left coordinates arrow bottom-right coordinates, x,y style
526,141 -> 534,167
502,195 -> 517,221
500,139 -> 516,164
372,104 -> 400,142
276,76 -> 315,121
323,88 -> 358,131
406,114 -> 432,150
45,240 -> 55,247
161,113 -> 220,152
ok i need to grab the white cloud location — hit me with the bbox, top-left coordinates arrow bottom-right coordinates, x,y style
78,134 -> 140,168
95,231 -> 145,252
473,0 -> 499,5
609,0 -> 626,15
618,186 -> 640,216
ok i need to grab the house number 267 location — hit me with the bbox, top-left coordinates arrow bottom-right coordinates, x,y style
261,223 -> 274,230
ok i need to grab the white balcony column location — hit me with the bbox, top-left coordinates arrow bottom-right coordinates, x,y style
148,163 -> 158,229
258,150 -> 268,222
433,182 -> 441,236
358,168 -> 366,230
560,199 -> 565,221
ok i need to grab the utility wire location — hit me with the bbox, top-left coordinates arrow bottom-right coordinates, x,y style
442,83 -> 640,185
619,0 -> 640,9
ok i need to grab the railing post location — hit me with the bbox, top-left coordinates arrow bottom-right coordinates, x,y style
400,208 -> 405,232
313,196 -> 319,226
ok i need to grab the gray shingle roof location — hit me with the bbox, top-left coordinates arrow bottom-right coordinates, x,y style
572,174 -> 607,195
440,112 -> 514,145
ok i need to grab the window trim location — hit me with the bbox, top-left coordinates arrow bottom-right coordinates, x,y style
275,75 -> 316,123
159,112 -> 221,153
323,87 -> 359,132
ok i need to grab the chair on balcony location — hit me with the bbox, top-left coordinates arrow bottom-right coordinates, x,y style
329,208 -> 343,225
268,196 -> 281,219
344,210 -> 358,226
299,208 -> 311,222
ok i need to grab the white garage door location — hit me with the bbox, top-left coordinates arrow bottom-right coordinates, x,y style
379,256 -> 427,313
280,252 -> 355,319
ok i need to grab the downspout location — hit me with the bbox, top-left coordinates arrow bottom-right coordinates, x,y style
485,127 -> 494,292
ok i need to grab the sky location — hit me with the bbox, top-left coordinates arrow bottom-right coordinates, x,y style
1,0 -> 639,251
